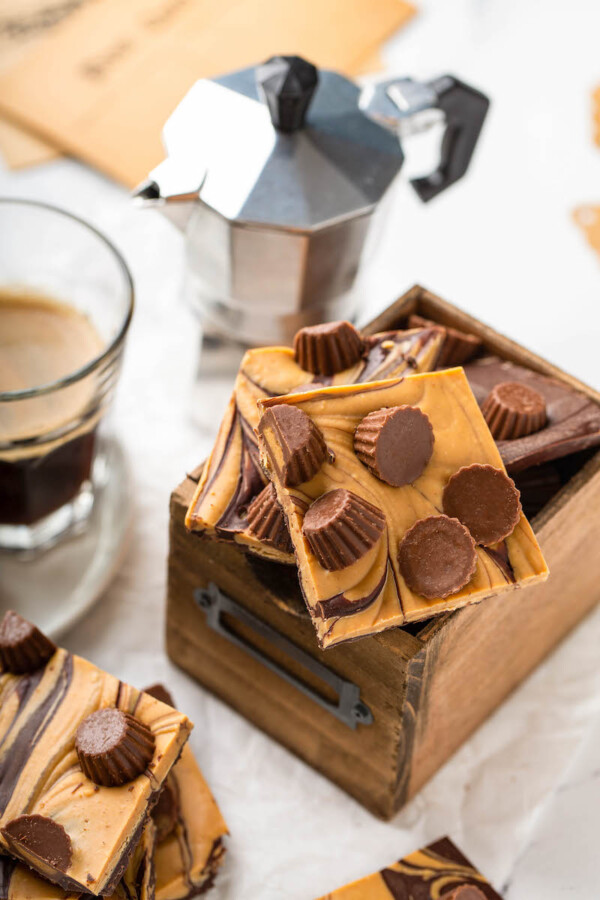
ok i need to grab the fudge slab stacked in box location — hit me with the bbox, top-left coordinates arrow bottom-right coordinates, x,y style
257,367 -> 548,648
0,612 -> 191,897
186,322 -> 447,563
316,836 -> 503,899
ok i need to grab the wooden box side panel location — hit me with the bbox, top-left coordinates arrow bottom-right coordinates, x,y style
167,477 -> 421,818
404,452 -> 600,803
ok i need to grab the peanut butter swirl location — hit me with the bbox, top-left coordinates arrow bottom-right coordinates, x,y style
186,326 -> 445,563
316,836 -> 503,899
258,369 -> 548,649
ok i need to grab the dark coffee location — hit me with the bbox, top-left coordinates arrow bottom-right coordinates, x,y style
0,291 -> 103,527
0,432 -> 97,525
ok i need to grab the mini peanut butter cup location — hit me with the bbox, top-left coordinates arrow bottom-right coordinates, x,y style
408,313 -> 481,366
398,515 -> 477,599
293,321 -> 364,375
445,887 -> 487,900
482,380 -> 547,440
75,708 -> 155,787
354,405 -> 434,487
2,815 -> 73,873
258,404 -> 327,486
0,610 -> 56,674
443,463 -> 522,545
302,488 -> 385,571
246,483 -> 293,553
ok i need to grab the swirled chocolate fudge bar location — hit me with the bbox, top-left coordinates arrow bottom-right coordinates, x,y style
0,613 -> 191,896
185,321 -> 446,563
144,685 -> 228,900
257,368 -> 548,648
315,836 -> 502,899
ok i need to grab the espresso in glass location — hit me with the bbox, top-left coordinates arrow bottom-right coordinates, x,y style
0,199 -> 133,552
0,290 -> 104,526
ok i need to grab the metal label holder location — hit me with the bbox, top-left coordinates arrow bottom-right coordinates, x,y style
194,582 -> 373,730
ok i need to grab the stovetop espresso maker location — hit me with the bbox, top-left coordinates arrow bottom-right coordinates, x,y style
134,55 -> 488,352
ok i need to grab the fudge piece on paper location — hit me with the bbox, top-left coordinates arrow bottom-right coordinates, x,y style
0,613 -> 191,896
186,323 -> 445,564
257,369 -> 548,648
464,355 -> 600,473
316,836 -> 503,899
0,820 -> 156,900
144,685 -> 228,900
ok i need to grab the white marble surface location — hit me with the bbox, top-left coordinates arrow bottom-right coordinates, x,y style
1,0 -> 600,896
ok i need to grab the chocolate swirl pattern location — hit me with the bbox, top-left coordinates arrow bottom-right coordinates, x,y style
258,369 -> 548,648
0,630 -> 192,896
316,837 -> 503,899
186,326 -> 445,563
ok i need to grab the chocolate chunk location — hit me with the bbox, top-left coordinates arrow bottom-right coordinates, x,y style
246,483 -> 293,553
144,683 -> 175,708
302,489 -> 385,571
293,320 -> 364,375
408,313 -> 481,366
443,463 -> 521,545
445,886 -> 488,900
75,709 -> 155,787
0,610 -> 56,674
258,404 -> 327,486
152,776 -> 180,842
398,515 -> 477,599
482,381 -> 547,440
2,815 -> 72,873
354,405 -> 434,486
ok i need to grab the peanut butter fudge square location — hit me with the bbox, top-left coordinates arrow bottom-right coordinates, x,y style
315,836 -> 503,899
257,369 -> 548,648
0,613 -> 192,896
186,321 -> 445,564
0,821 -> 156,900
144,685 -> 228,900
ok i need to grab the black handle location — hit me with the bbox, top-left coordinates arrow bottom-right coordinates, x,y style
411,75 -> 490,202
257,55 -> 319,133
194,582 -> 373,730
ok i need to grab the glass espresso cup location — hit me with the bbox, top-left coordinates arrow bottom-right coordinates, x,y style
0,199 -> 134,552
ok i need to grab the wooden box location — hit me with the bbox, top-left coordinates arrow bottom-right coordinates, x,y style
166,285 -> 600,819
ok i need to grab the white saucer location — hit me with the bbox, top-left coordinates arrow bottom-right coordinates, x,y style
0,437 -> 132,639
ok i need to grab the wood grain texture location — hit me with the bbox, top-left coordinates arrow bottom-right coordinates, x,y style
166,285 -> 600,819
